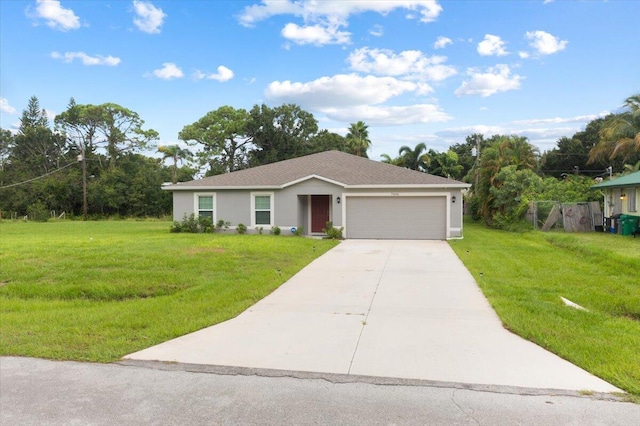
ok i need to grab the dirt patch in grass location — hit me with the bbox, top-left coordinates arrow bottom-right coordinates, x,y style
186,247 -> 226,255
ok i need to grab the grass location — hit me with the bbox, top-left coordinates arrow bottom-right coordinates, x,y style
0,220 -> 338,362
449,221 -> 640,396
2,219 -> 639,397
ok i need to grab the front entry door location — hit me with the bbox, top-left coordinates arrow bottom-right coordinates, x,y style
311,195 -> 331,233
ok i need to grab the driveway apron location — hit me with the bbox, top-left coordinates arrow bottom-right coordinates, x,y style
125,240 -> 620,393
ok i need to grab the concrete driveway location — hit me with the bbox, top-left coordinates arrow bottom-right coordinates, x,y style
125,240 -> 620,393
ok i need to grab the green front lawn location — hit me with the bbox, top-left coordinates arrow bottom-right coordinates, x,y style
0,221 -> 338,362
2,219 -> 638,397
450,221 -> 640,396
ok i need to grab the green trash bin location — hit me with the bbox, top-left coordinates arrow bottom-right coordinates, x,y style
620,215 -> 639,236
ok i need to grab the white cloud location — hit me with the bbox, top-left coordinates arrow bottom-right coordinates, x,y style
193,66 -> 234,82
265,74 -> 424,108
433,36 -> 452,49
347,47 -> 456,81
455,64 -> 523,97
239,1 -> 443,26
51,51 -> 121,66
433,112 -> 607,153
525,30 -> 567,55
239,1 -> 442,46
30,0 -> 80,31
512,112 -> 609,125
1,98 -> 17,114
435,125 -> 505,139
320,104 -> 451,125
43,109 -> 57,122
151,63 -> 184,79
238,0 -> 299,27
369,24 -> 384,37
133,0 -> 166,34
281,22 -> 350,45
477,34 -> 508,56
518,51 -> 530,59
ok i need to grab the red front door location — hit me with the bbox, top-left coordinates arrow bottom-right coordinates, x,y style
311,195 -> 331,233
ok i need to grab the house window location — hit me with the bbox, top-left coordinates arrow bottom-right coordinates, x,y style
629,188 -> 637,212
194,194 -> 215,222
252,192 -> 274,226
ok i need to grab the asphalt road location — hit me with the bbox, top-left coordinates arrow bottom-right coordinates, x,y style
1,357 -> 637,425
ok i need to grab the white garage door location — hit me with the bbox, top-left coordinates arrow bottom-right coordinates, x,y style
346,196 -> 447,240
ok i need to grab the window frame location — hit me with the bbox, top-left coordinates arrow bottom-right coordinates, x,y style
628,187 -> 637,212
251,192 -> 274,227
193,193 -> 216,223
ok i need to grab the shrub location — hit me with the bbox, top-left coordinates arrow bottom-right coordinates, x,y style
216,219 -> 230,231
322,221 -> 343,239
199,216 -> 214,233
237,223 -> 247,234
27,201 -> 49,222
293,226 -> 304,236
169,214 -> 213,233
270,225 -> 281,235
256,226 -> 263,235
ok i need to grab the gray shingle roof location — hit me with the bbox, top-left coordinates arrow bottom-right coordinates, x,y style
166,150 -> 469,190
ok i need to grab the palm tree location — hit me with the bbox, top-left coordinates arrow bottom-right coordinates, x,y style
398,143 -> 429,171
622,160 -> 640,175
346,121 -> 371,157
506,135 -> 539,171
380,153 -> 402,166
589,93 -> 640,163
158,145 -> 192,183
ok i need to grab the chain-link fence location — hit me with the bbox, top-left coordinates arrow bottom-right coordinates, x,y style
529,201 -> 603,232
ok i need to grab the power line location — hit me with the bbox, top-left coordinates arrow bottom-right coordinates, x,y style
0,162 -> 78,189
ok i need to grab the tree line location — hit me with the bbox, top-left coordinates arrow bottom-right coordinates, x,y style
0,97 -> 371,219
458,94 -> 638,228
1,93 -> 637,226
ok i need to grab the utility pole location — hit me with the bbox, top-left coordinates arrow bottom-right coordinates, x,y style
78,146 -> 87,221
473,135 -> 480,190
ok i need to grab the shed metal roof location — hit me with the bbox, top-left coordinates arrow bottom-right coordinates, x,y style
591,171 -> 640,189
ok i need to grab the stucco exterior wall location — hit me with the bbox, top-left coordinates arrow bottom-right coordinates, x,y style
169,180 -> 466,238
217,191 -> 251,225
172,191 -> 195,221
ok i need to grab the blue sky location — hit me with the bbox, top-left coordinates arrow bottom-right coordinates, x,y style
1,0 -> 638,161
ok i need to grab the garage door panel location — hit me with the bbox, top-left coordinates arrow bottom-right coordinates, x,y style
346,196 -> 446,240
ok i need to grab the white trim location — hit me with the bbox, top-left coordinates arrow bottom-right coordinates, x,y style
166,185 -> 281,191
193,193 -> 216,224
251,192 -> 275,227
344,183 -> 470,189
165,181 -> 470,192
628,187 -> 638,212
342,192 -> 451,239
306,195 -> 312,234
282,174 -> 347,188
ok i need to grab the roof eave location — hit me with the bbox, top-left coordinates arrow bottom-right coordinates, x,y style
591,183 -> 640,189
345,183 -> 471,189
163,185 -> 282,191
